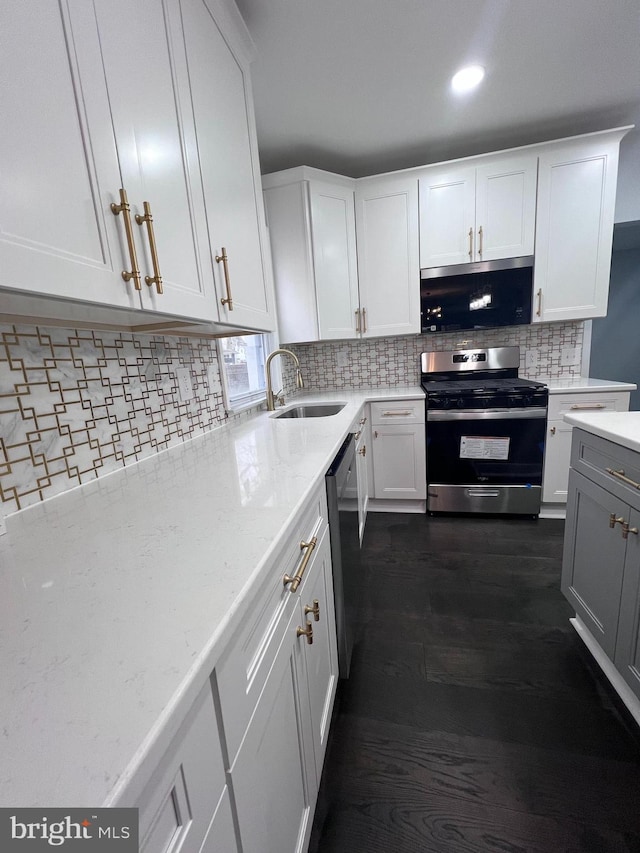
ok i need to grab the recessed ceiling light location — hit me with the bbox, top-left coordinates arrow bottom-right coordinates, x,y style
451,65 -> 485,94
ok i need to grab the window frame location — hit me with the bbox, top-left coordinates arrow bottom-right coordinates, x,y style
217,332 -> 278,414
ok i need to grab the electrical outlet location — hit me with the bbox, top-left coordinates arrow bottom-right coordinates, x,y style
560,347 -> 580,366
176,367 -> 194,401
206,364 -> 218,392
525,350 -> 539,369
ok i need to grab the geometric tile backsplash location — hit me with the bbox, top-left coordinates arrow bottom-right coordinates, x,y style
283,320 -> 585,391
1,319 -> 584,515
0,323 -> 230,514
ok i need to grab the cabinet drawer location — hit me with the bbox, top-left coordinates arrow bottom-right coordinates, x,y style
370,400 -> 424,425
572,429 -> 640,509
547,391 -> 629,420
216,485 -> 328,764
138,684 -> 225,853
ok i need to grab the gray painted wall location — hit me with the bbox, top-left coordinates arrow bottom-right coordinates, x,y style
590,241 -> 640,410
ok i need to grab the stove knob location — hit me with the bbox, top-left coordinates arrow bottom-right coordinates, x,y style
456,397 -> 466,409
507,395 -> 521,407
429,397 -> 442,408
523,395 -> 533,407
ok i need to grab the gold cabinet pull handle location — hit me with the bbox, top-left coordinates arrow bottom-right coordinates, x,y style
135,201 -> 163,294
304,599 -> 320,621
606,468 -> 640,490
478,225 -> 483,258
609,513 -> 625,529
216,247 -> 233,310
111,188 -> 142,291
374,430 -> 378,438
468,227 -> 473,260
536,288 -> 542,317
361,307 -> 367,334
550,426 -> 556,435
570,403 -> 606,411
354,430 -> 361,440
359,416 -> 367,426
358,445 -> 366,457
283,535 -> 318,593
623,521 -> 639,539
382,410 -> 412,416
355,308 -> 361,334
296,622 -> 313,644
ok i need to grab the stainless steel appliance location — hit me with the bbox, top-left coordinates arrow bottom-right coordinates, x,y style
325,433 -> 362,678
420,256 -> 533,334
421,346 -> 548,515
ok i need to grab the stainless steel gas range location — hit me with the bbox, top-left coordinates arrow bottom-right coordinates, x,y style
421,346 -> 548,515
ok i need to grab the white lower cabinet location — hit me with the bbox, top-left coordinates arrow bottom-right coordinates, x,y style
542,389 -> 631,506
370,400 -> 426,504
229,526 -> 337,853
137,683 -> 236,853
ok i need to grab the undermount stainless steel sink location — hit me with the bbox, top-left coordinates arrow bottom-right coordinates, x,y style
272,403 -> 346,419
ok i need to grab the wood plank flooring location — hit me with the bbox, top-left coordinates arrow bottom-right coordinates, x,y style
309,513 -> 640,853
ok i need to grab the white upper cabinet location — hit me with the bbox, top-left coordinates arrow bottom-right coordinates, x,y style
263,168 -> 359,342
309,181 -> 360,339
533,129 -> 628,323
355,174 -> 421,338
1,0 -> 273,331
181,0 -> 275,331
419,154 -> 537,268
89,0 -> 216,322
0,0 -> 133,310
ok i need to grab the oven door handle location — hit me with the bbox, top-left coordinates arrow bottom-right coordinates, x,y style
427,408 -> 547,421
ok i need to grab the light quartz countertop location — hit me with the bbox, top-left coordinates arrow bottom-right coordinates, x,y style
0,387 -> 423,809
538,377 -> 637,394
564,410 -> 640,454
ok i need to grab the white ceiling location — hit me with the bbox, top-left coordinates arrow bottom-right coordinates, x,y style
235,0 -> 640,178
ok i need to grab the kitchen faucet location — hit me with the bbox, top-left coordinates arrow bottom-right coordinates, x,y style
265,348 -> 304,411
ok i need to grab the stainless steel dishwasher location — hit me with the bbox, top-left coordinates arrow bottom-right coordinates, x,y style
326,433 -> 362,679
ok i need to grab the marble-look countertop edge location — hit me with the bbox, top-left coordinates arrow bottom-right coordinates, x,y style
563,411 -> 640,453
540,377 -> 637,393
0,386 -> 423,809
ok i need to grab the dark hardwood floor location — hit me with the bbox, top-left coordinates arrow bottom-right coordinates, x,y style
309,513 -> 640,853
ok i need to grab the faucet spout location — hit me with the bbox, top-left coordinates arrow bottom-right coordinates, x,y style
265,348 -> 304,411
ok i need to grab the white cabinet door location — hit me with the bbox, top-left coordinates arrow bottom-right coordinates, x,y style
356,175 -> 421,338
309,181 -> 360,339
419,166 -> 476,267
475,155 -> 537,261
372,424 -> 427,500
182,0 -> 274,332
355,424 -> 370,544
231,604 -> 316,853
533,133 -> 624,323
0,1 -> 134,310
298,530 -> 339,784
89,0 -> 217,322
542,420 -> 574,503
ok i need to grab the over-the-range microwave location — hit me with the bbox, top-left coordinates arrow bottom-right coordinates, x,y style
420,256 -> 533,334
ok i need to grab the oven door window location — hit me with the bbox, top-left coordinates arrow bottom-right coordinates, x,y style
427,417 -> 545,486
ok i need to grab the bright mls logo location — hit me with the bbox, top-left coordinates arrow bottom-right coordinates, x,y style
1,809 -> 138,851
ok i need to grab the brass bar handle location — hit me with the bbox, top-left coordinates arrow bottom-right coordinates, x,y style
623,521 -> 639,539
111,188 -> 142,291
606,468 -> 640,490
283,535 -> 318,593
359,416 -> 367,426
478,225 -> 483,258
296,622 -> 313,645
468,227 -> 473,260
362,307 -> 367,334
304,599 -> 320,622
570,403 -> 606,410
135,201 -> 163,294
358,445 -> 366,457
354,430 -> 361,440
216,248 -> 233,310
355,308 -> 361,334
536,288 -> 542,317
550,426 -> 556,435
609,513 -> 625,529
